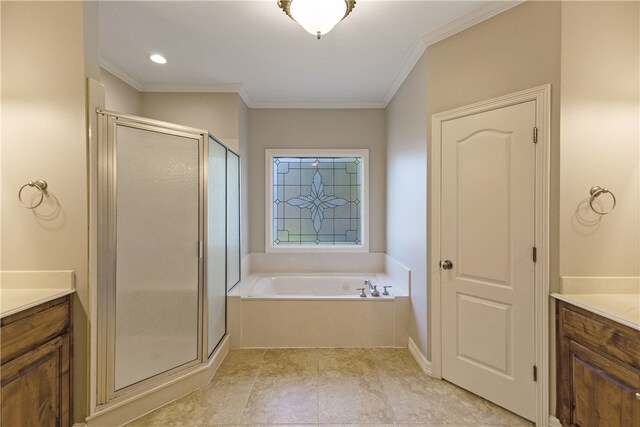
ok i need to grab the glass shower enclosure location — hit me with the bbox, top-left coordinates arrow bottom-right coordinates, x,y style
96,111 -> 239,405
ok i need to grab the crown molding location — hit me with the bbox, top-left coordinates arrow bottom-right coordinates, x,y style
99,0 -> 524,109
99,57 -> 144,92
381,0 -> 525,106
237,86 -> 254,108
247,100 -> 386,109
141,82 -> 244,93
131,83 -> 379,109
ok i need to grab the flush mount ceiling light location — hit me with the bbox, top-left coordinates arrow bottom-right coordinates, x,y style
277,0 -> 356,39
149,54 -> 167,64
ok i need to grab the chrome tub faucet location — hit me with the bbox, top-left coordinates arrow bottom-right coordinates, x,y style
365,280 -> 380,297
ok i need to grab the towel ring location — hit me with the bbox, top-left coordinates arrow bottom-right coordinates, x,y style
18,179 -> 48,209
589,186 -> 616,215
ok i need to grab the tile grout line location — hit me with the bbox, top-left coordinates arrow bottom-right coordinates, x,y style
132,348 -> 532,426
238,349 -> 266,425
237,375 -> 259,425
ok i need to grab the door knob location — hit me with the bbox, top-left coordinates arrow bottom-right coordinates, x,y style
441,260 -> 453,270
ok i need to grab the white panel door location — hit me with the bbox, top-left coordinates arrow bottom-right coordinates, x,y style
441,101 -> 537,420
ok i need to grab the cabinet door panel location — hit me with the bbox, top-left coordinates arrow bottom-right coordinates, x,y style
1,335 -> 70,427
570,340 -> 640,427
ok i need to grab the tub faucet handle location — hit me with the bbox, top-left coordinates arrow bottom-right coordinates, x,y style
371,285 -> 381,297
383,285 -> 392,296
356,287 -> 367,298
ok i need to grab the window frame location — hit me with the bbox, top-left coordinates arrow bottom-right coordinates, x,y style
265,149 -> 370,253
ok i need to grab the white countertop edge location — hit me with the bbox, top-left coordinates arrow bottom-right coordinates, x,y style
1,288 -> 75,319
551,293 -> 640,332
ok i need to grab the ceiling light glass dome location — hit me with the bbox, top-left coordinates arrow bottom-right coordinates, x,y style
278,0 -> 356,39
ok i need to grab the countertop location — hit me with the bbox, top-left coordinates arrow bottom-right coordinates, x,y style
0,271 -> 75,319
552,292 -> 640,331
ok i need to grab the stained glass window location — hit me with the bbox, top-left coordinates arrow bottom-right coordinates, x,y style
270,155 -> 364,248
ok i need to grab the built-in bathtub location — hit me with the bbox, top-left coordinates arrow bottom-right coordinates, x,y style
228,274 -> 409,348
244,275 -> 392,299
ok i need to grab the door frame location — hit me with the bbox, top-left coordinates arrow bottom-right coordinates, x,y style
430,85 -> 551,426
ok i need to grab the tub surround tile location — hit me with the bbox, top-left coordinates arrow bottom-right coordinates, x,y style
216,349 -> 266,377
241,300 -> 398,348
319,376 -> 395,424
242,375 -> 319,424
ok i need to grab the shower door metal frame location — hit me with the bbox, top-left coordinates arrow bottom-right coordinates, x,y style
226,148 -> 242,293
205,134 -> 227,360
204,135 -> 241,359
96,110 -> 209,407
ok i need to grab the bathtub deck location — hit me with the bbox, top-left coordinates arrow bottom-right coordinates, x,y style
126,348 -> 532,426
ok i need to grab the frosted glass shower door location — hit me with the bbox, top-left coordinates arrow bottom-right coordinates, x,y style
227,151 -> 241,290
113,124 -> 201,391
207,136 -> 227,357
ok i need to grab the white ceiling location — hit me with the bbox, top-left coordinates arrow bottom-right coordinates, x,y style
98,0 -> 519,108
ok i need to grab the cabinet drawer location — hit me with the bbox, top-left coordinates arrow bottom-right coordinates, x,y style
561,304 -> 640,371
1,298 -> 70,364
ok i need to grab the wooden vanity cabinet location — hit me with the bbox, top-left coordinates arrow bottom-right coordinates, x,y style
1,295 -> 72,427
557,300 -> 640,427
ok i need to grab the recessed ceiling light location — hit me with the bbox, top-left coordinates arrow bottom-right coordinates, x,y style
149,54 -> 167,64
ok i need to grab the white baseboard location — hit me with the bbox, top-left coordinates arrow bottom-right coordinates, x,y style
548,415 -> 562,427
408,336 -> 432,376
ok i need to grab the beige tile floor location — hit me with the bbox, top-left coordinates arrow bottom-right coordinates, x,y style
127,348 -> 534,427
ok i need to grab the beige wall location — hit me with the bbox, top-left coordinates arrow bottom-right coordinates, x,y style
427,0 -> 562,294
386,53 -> 429,356
100,68 -> 142,116
83,1 -> 101,81
100,71 -> 250,254
1,1 -> 89,422
248,109 -> 386,253
425,1 -> 562,413
141,92 -> 240,151
100,69 -> 251,260
99,73 -> 241,153
238,99 -> 251,257
560,1 -> 640,278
